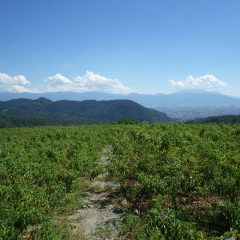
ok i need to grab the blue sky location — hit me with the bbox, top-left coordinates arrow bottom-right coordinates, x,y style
0,0 -> 240,95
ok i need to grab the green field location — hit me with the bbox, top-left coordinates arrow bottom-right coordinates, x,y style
0,124 -> 240,239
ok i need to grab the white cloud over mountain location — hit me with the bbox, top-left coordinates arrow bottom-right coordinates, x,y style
44,71 -> 132,94
47,73 -> 72,84
0,72 -> 227,94
170,74 -> 227,91
0,73 -> 31,92
0,71 -> 132,94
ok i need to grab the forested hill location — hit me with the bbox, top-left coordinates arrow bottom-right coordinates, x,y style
0,98 -> 172,127
191,115 -> 240,124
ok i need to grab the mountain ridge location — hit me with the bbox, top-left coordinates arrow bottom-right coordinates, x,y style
1,91 -> 240,107
0,98 -> 172,126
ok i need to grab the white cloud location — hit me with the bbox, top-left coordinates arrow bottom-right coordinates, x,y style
0,71 -> 133,94
47,73 -> 72,84
43,71 -> 132,94
170,74 -> 227,91
0,73 -> 31,92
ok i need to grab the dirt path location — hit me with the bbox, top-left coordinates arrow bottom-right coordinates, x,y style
65,146 -> 125,240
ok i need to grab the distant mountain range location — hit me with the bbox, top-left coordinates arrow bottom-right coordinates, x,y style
1,91 -> 240,107
1,91 -> 240,121
0,98 -> 172,127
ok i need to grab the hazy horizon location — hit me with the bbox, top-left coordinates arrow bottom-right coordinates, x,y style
1,89 -> 240,98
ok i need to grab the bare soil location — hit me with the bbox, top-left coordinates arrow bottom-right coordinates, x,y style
63,146 -> 125,240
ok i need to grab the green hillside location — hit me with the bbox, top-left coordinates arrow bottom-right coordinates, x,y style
192,115 -> 240,124
0,98 -> 172,126
0,124 -> 239,239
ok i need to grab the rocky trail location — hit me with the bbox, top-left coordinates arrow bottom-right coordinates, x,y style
63,146 -> 126,240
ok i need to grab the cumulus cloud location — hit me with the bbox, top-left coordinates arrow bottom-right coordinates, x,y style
47,73 -> 72,84
0,71 -> 133,94
170,74 -> 227,91
43,71 -> 132,94
0,73 -> 31,92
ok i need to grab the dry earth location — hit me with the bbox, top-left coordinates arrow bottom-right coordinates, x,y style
62,146 -> 126,240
